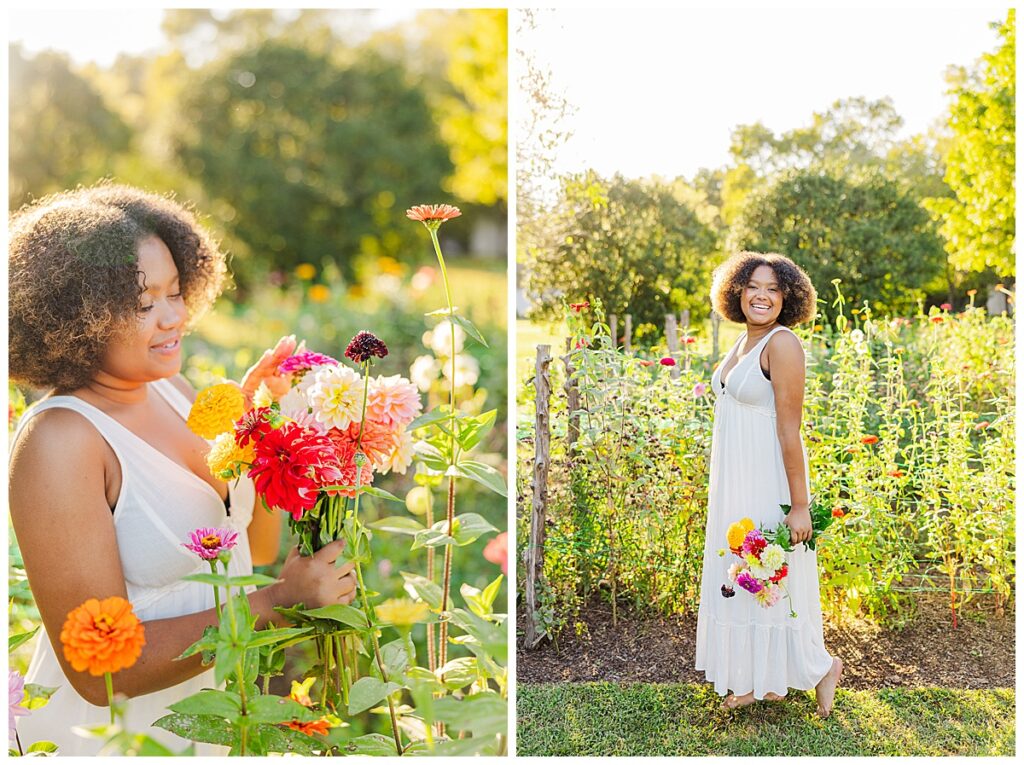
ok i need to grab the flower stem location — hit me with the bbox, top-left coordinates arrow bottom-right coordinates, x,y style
355,562 -> 404,755
428,227 -> 458,696
209,560 -> 222,616
224,577 -> 248,755
105,671 -> 115,725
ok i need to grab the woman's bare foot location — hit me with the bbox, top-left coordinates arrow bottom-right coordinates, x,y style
815,657 -> 843,718
721,692 -> 756,710
763,692 -> 786,702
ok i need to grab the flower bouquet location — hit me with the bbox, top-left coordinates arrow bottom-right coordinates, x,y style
720,501 -> 837,617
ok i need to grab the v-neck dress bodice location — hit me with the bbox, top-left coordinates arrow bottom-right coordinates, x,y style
696,326 -> 833,698
12,377 -> 256,755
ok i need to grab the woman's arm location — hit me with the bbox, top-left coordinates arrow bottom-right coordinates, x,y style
767,331 -> 813,543
9,410 -> 353,707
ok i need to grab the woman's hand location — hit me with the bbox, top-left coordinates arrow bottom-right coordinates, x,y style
270,539 -> 358,609
784,503 -> 813,545
240,335 -> 301,407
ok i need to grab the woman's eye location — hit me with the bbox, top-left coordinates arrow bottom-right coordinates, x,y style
138,305 -> 154,313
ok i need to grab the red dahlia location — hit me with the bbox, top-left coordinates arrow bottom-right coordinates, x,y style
249,422 -> 343,520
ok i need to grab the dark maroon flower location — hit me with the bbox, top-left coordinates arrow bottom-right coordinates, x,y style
345,331 -> 389,364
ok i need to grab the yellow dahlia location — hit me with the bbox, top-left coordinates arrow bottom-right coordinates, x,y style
187,384 -> 245,439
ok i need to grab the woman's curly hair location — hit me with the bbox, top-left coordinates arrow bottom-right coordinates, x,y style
711,251 -> 817,326
9,184 -> 227,392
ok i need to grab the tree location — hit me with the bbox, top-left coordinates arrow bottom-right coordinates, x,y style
8,45 -> 132,209
172,41 -> 452,283
925,10 -> 1015,278
525,171 -> 719,334
729,169 -> 947,317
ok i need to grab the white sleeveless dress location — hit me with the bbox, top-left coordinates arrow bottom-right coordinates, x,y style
12,378 -> 257,756
694,325 -> 833,699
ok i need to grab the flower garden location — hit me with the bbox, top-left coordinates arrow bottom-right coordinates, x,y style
9,211 -> 509,756
515,289 -> 1014,755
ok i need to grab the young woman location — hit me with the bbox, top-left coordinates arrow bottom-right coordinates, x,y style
9,184 -> 358,754
694,251 -> 843,716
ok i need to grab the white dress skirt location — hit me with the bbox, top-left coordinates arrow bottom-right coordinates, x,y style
694,326 -> 833,699
12,378 -> 257,756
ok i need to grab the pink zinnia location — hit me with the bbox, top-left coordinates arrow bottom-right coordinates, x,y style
278,351 -> 338,377
9,670 -> 29,746
483,532 -> 509,575
660,357 -> 676,367
367,374 -> 422,428
735,571 -> 763,595
183,527 -> 239,561
250,422 -> 343,520
692,382 -> 707,397
940,302 -> 952,311
406,204 -> 461,224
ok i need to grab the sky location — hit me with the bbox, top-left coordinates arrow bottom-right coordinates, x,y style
518,6 -> 1009,181
8,7 -> 417,68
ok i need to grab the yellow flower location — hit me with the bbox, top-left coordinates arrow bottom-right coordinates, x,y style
289,676 -> 316,707
206,432 -> 254,478
726,518 -> 755,550
294,263 -> 316,280
187,384 -> 245,439
375,598 -> 430,627
308,284 -> 331,303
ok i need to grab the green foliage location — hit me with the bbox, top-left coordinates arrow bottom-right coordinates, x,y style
520,292 -> 1014,632
517,683 -> 1016,756
729,168 -> 947,316
172,41 -> 452,284
525,171 -> 719,333
925,10 -> 1015,277
8,45 -> 132,208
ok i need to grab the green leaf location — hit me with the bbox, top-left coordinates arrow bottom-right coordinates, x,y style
9,626 -> 38,653
462,574 -> 503,618
433,692 -> 507,737
455,409 -> 497,452
449,313 -> 489,347
431,735 -> 503,756
436,656 -> 478,690
358,486 -> 402,502
153,713 -> 237,747
412,440 -> 449,471
336,733 -> 398,756
214,642 -> 243,687
368,516 -> 425,535
259,724 -> 321,755
450,513 -> 498,546
348,677 -> 403,716
400,572 -> 444,610
408,409 -> 452,431
380,638 -> 409,678
410,525 -> 456,550
246,694 -> 318,725
452,460 -> 508,497
23,684 -> 59,711
168,689 -> 241,719
176,624 -> 219,662
300,604 -> 369,630
25,741 -> 59,754
245,626 -> 312,649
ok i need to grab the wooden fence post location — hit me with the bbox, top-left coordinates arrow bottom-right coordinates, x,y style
624,314 -> 633,354
711,310 -> 722,364
609,314 -> 618,350
664,313 -> 680,379
524,345 -> 551,649
563,339 -> 580,452
680,309 -> 690,334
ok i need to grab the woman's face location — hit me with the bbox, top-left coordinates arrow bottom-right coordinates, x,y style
98,235 -> 188,384
740,264 -> 783,327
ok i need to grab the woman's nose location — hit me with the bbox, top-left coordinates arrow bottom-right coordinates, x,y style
158,299 -> 186,328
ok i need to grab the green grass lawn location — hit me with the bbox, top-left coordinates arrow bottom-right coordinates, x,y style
517,683 -> 1015,756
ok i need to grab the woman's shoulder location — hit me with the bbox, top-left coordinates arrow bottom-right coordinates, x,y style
10,404 -> 110,482
766,326 -> 805,357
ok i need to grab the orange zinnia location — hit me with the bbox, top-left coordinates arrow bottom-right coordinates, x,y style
287,718 -> 333,736
60,597 -> 145,676
405,204 -> 461,223
861,435 -> 879,445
